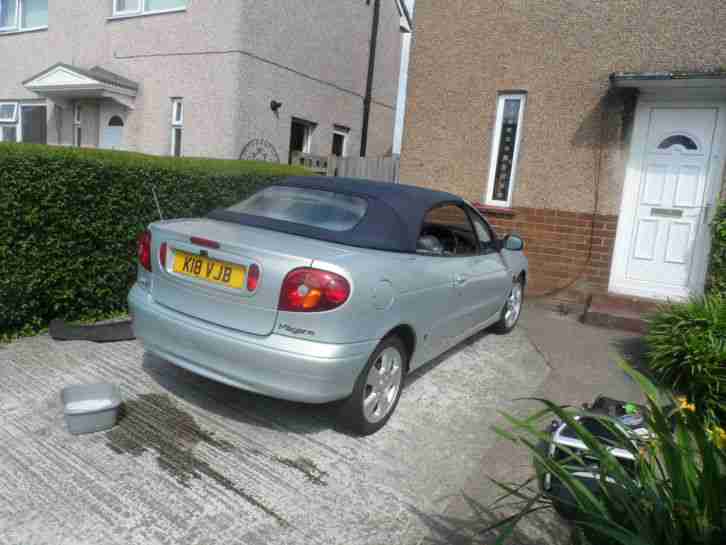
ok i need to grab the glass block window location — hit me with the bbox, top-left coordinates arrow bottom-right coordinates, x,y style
486,94 -> 526,206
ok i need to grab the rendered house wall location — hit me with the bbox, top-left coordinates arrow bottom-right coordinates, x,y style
0,0 -> 401,160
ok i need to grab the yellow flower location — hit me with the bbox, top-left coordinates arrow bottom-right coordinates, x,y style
712,426 -> 726,450
676,396 -> 696,412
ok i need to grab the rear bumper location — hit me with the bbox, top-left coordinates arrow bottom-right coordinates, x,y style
128,285 -> 377,403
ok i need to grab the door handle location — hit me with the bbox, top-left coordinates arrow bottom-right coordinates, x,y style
454,274 -> 468,286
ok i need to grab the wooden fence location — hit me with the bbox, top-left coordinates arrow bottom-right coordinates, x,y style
291,152 -> 400,182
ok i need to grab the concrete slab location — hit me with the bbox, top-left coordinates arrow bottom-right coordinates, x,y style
430,303 -> 646,544
0,322 -> 551,545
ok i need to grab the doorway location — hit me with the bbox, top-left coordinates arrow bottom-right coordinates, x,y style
288,118 -> 314,164
101,115 -> 124,150
610,101 -> 726,300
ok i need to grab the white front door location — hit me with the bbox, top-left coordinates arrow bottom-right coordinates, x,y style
101,126 -> 123,150
100,115 -> 125,150
611,103 -> 725,300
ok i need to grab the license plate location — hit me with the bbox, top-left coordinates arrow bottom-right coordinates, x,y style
173,250 -> 245,289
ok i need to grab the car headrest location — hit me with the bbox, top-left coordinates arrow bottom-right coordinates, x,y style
416,235 -> 444,255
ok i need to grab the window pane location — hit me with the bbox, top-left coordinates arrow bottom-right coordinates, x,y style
425,205 -> 472,229
657,134 -> 698,151
0,103 -> 17,121
332,133 -> 345,156
421,205 -> 477,256
492,98 -> 522,202
21,0 -> 47,28
21,106 -> 46,144
471,215 -> 492,243
0,0 -> 17,28
116,0 -> 140,12
229,186 -> 368,232
173,127 -> 182,156
1,125 -> 17,142
144,0 -> 185,12
173,101 -> 182,124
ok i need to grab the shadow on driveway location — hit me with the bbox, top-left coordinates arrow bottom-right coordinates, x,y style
411,492 -> 569,545
139,327 -> 499,437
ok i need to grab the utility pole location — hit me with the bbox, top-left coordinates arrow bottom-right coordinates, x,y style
360,0 -> 381,157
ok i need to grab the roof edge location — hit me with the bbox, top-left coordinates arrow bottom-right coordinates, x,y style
610,70 -> 726,83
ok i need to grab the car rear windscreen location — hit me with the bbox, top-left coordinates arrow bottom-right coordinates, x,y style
227,186 -> 367,231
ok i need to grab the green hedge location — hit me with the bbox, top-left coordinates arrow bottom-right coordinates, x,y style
708,199 -> 726,294
0,143 -> 308,338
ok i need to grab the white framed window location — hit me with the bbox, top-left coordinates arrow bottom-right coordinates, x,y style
112,0 -> 185,17
485,93 -> 526,207
0,102 -> 46,143
0,124 -> 18,142
170,98 -> 183,157
0,0 -> 48,33
0,102 -> 18,123
331,125 -> 349,157
73,103 -> 82,147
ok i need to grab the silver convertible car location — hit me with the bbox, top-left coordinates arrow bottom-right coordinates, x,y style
128,177 -> 527,435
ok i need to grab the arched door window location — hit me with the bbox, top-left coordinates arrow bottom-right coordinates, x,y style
102,115 -> 124,150
657,134 -> 699,151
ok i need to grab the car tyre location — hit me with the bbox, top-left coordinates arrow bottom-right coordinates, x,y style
338,336 -> 407,436
493,275 -> 524,334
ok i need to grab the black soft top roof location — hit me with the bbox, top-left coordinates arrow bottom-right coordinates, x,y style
207,176 -> 465,253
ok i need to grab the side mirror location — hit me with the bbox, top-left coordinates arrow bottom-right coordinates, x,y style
502,234 -> 524,251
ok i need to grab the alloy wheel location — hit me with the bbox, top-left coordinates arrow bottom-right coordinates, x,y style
504,282 -> 523,328
362,346 -> 403,423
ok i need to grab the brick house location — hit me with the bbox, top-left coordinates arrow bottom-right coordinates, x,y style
401,2 -> 726,303
0,1 -> 411,162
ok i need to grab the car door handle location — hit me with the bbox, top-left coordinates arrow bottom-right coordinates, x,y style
454,274 -> 468,286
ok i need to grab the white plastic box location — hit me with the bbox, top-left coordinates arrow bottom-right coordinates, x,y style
61,383 -> 122,434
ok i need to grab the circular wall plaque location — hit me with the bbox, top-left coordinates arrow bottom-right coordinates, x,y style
239,138 -> 280,163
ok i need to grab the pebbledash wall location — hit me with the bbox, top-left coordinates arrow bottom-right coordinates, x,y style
401,1 -> 726,301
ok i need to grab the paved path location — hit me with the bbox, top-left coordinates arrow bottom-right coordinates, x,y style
0,319 -> 551,545
425,303 -> 644,545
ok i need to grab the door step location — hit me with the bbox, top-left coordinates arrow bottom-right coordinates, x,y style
582,294 -> 663,334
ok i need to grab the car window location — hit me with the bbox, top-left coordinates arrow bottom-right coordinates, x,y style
228,186 -> 367,231
467,209 -> 498,254
418,204 -> 477,256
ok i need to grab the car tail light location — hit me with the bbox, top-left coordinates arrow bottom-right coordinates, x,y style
190,236 -> 220,249
160,242 -> 168,269
247,263 -> 260,292
278,268 -> 350,312
137,230 -> 152,272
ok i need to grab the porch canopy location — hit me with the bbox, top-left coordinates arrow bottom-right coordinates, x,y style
23,63 -> 138,109
610,70 -> 726,91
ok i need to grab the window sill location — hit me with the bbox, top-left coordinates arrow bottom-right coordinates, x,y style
107,7 -> 186,22
0,26 -> 48,36
474,202 -> 517,218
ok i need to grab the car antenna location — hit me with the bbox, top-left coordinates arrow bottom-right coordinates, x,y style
150,185 -> 164,221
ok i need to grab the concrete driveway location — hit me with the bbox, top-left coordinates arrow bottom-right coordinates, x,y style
0,304 -> 641,545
